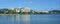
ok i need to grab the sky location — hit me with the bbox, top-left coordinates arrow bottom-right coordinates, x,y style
0,0 -> 60,11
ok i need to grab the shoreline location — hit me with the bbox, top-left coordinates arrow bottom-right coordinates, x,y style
0,13 -> 60,15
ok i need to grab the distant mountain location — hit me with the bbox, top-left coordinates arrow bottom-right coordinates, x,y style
49,10 -> 60,13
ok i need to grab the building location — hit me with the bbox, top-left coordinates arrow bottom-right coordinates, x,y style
23,7 -> 30,12
14,8 -> 21,12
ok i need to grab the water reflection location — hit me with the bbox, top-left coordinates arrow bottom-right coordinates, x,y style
0,14 -> 30,24
0,14 -> 60,24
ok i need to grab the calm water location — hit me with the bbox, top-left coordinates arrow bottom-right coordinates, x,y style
0,14 -> 60,24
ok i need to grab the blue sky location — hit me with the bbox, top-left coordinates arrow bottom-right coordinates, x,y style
0,0 -> 59,11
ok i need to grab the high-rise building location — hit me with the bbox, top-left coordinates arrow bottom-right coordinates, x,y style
23,7 -> 30,12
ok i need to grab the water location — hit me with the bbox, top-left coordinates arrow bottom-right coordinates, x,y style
0,14 -> 60,24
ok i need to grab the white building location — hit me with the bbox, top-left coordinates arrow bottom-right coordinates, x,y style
15,8 -> 21,12
23,7 -> 30,12
8,7 -> 30,13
